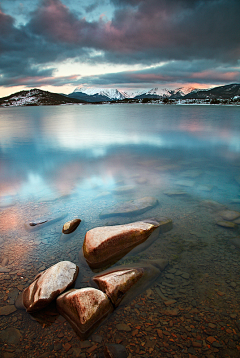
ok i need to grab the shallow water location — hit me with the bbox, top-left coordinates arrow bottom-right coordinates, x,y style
0,104 -> 240,357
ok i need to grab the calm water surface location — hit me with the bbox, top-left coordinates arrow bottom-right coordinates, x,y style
0,104 -> 240,357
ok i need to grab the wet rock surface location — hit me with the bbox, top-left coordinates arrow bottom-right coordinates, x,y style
62,219 -> 81,234
56,288 -> 114,340
23,261 -> 79,312
83,219 -> 160,269
99,197 -> 158,218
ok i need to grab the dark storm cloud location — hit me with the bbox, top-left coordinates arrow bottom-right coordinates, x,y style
76,60 -> 240,86
0,0 -> 239,88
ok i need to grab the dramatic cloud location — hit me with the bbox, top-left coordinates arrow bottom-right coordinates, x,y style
75,60 -> 240,86
0,0 -> 239,90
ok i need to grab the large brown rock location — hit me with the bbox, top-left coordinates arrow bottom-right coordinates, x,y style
92,268 -> 144,306
56,288 -> 114,340
83,219 -> 160,269
91,259 -> 168,307
23,261 -> 79,312
99,196 -> 158,219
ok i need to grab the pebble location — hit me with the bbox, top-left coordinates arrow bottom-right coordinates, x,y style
0,305 -> 17,315
0,328 -> 22,344
116,323 -> 131,332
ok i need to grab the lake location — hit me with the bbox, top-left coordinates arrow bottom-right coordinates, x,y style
0,104 -> 240,357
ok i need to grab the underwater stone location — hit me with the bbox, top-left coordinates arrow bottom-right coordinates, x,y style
216,221 -> 238,229
62,218 -> 81,234
0,327 -> 22,344
99,196 -> 158,219
56,288 -> 114,340
83,219 -> 160,269
218,210 -> 240,221
24,212 -> 68,232
23,261 -> 79,312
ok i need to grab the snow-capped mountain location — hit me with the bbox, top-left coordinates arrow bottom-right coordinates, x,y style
69,86 -> 196,102
72,87 -> 128,100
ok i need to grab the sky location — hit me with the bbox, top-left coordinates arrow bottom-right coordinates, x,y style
0,0 -> 240,97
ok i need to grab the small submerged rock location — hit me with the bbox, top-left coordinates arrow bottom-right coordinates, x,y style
216,221 -> 238,229
24,212 -> 68,232
56,288 -> 114,340
22,261 -> 79,312
112,185 -> 135,195
62,218 -> 81,234
99,196 -> 158,219
83,219 -> 160,269
218,210 -> 240,221
0,327 -> 22,344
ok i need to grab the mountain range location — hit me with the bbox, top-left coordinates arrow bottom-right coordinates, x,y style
68,84 -> 240,102
0,84 -> 240,107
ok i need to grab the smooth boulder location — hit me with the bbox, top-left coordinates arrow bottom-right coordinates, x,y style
99,197 -> 158,219
91,259 -> 168,307
56,288 -> 114,340
92,268 -> 144,306
23,261 -> 79,312
83,219 -> 160,269
62,218 -> 81,234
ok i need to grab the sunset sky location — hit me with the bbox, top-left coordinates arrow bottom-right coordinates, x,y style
0,0 -> 239,97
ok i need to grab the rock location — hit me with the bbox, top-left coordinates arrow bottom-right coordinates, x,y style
92,268 -> 144,307
200,200 -> 226,211
164,190 -> 188,197
24,212 -> 68,232
56,288 -> 114,340
0,305 -> 17,315
230,238 -> 240,249
23,261 -> 79,312
91,259 -> 168,307
116,323 -> 131,332
0,267 -> 10,273
104,343 -> 128,358
112,185 -> 135,194
175,179 -> 195,187
1,257 -> 9,266
198,185 -> 213,191
99,197 -> 158,219
62,218 -> 81,234
0,327 -> 22,344
216,221 -> 238,229
157,217 -> 173,233
218,210 -> 240,221
83,219 -> 160,269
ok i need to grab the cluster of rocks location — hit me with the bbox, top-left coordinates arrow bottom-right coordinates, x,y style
10,207 -> 172,356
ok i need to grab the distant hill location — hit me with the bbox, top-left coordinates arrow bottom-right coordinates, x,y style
183,83 -> 240,99
0,88 -> 86,107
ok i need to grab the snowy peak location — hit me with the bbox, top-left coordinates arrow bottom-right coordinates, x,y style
73,87 -> 128,100
70,86 -> 197,102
